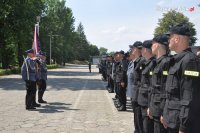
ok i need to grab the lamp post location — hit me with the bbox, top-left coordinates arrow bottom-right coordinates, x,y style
48,34 -> 60,64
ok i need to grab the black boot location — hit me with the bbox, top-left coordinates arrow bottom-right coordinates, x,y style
33,94 -> 41,107
117,105 -> 126,111
26,95 -> 35,109
38,92 -> 47,103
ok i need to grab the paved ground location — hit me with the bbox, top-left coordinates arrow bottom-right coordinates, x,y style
0,65 -> 133,133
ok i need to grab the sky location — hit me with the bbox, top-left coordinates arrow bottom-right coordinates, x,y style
66,0 -> 200,52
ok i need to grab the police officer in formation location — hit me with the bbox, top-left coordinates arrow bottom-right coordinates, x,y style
161,24 -> 200,133
112,51 -> 128,111
106,55 -> 114,93
138,40 -> 156,133
148,34 -> 170,133
21,49 -> 48,110
100,59 -> 107,81
105,23 -> 200,133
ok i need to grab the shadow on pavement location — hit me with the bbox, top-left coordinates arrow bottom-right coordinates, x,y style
47,70 -> 99,77
33,102 -> 80,113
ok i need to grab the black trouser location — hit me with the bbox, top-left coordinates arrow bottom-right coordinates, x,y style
167,128 -> 178,133
102,71 -> 107,81
153,116 -> 167,133
116,83 -> 126,107
141,106 -> 154,133
114,81 -> 119,98
38,79 -> 46,101
89,68 -> 91,73
132,101 -> 143,133
25,80 -> 36,108
107,75 -> 111,89
110,77 -> 114,92
117,83 -> 126,106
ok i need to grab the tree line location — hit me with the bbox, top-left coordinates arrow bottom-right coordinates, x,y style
0,0 -> 100,69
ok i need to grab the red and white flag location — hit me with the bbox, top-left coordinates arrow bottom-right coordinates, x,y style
32,24 -> 41,55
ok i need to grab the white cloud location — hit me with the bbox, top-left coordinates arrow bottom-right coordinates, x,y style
115,26 -> 128,34
101,29 -> 112,34
157,0 -> 166,6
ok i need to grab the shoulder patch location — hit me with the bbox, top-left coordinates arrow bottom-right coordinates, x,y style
184,70 -> 199,77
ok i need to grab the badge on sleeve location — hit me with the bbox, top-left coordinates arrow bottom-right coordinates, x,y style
163,71 -> 168,75
184,70 -> 199,77
149,71 -> 153,75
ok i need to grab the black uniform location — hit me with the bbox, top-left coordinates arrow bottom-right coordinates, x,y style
115,59 -> 128,111
138,56 -> 156,133
131,56 -> 145,133
106,60 -> 114,93
102,60 -> 107,81
149,55 -> 170,133
163,48 -> 200,133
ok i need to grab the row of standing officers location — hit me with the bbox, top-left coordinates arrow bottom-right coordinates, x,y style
101,23 -> 200,133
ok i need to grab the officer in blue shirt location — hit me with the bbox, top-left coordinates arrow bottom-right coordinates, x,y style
21,49 -> 39,110
38,51 -> 48,103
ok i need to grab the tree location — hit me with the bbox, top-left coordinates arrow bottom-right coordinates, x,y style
89,44 -> 100,56
154,10 -> 197,46
0,0 -> 100,68
99,47 -> 108,56
0,0 -> 45,68
73,22 -> 90,61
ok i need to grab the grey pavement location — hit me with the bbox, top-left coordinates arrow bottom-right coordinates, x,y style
0,65 -> 133,133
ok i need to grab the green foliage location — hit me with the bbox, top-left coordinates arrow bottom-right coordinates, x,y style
47,64 -> 59,69
0,67 -> 20,76
99,47 -> 108,56
0,64 -> 58,76
107,51 -> 115,56
154,10 -> 197,46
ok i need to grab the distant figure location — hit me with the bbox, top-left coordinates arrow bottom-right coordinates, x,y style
88,62 -> 91,73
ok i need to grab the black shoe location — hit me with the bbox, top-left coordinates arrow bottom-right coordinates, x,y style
33,103 -> 41,107
112,98 -> 116,100
117,105 -> 126,111
108,90 -> 114,93
38,99 -> 47,103
26,106 -> 36,110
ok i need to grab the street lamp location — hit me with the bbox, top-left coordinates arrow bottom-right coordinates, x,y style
48,34 -> 60,64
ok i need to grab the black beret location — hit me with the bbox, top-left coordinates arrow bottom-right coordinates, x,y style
152,34 -> 169,46
167,23 -> 191,36
119,50 -> 125,55
130,41 -> 143,49
142,40 -> 153,49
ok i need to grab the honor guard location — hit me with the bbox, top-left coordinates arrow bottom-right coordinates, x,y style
38,51 -> 48,103
21,49 -> 38,110
162,24 -> 200,133
138,40 -> 156,133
